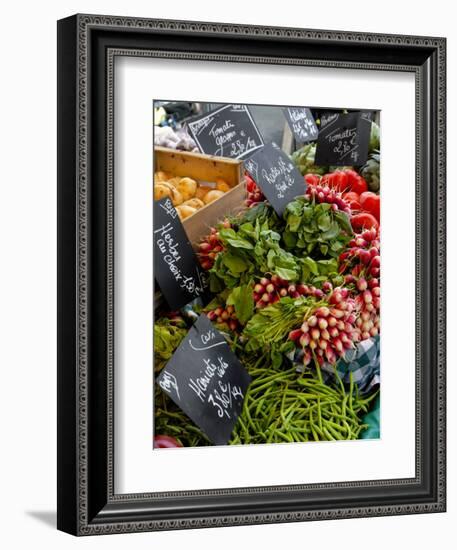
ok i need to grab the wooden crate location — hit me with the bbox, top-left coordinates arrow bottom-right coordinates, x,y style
154,146 -> 243,188
154,146 -> 246,247
154,147 -> 247,310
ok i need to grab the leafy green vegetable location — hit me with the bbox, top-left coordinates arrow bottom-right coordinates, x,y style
282,197 -> 352,260
243,296 -> 322,358
153,316 -> 188,372
226,283 -> 254,324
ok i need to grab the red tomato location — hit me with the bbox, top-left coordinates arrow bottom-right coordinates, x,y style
153,435 -> 182,449
350,212 -> 379,231
349,174 -> 368,195
305,173 -> 320,186
359,191 -> 380,222
344,169 -> 361,187
322,171 -> 349,192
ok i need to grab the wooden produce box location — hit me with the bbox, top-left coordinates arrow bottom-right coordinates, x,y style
154,146 -> 247,249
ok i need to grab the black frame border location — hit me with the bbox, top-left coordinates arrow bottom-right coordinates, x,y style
57,14 -> 446,535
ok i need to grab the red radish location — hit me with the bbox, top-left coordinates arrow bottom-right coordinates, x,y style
328,316 -> 337,327
322,281 -> 333,293
154,435 -> 182,449
308,315 -> 318,327
371,255 -> 381,268
318,339 -> 328,350
301,321 -> 309,333
318,318 -> 328,330
300,333 -> 311,347
315,306 -> 330,317
229,320 -> 238,331
321,329 -> 330,341
368,278 -> 379,288
311,328 -> 321,340
357,278 -> 368,291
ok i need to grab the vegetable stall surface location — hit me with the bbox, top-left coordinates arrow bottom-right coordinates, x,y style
153,107 -> 381,448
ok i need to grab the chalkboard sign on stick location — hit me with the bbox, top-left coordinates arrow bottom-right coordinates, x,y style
244,142 -> 306,216
283,106 -> 318,143
154,198 -> 208,310
315,112 -> 371,166
156,314 -> 251,445
187,104 -> 264,159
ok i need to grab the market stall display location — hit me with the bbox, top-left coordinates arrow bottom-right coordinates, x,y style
153,102 -> 381,448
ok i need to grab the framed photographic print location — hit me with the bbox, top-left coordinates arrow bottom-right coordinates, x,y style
57,14 -> 446,535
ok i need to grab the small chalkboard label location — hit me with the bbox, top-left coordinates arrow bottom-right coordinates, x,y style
244,142 -> 306,216
154,198 -> 208,310
283,106 -> 318,143
315,112 -> 371,166
156,314 -> 251,445
187,104 -> 264,159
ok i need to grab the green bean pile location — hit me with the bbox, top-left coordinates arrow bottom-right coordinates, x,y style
154,358 -> 377,446
231,364 -> 376,445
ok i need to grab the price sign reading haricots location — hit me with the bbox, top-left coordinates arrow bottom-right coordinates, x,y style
244,142 -> 307,216
153,198 -> 208,310
156,315 -> 251,445
187,104 -> 264,159
315,112 -> 371,166
283,106 -> 318,143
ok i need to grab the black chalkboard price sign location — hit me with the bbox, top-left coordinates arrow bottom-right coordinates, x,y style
315,112 -> 371,166
244,142 -> 307,216
187,104 -> 264,159
154,198 -> 208,310
283,106 -> 318,143
156,314 -> 251,445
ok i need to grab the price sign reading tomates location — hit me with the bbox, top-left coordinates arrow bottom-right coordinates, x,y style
315,112 -> 371,166
187,104 -> 264,159
156,315 -> 251,445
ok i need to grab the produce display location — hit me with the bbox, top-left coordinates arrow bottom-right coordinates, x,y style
153,102 -> 381,449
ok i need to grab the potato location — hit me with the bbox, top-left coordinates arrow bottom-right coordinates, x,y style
154,183 -> 172,201
182,198 -> 205,210
203,190 -> 225,205
176,204 -> 197,220
176,177 -> 197,201
169,187 -> 183,206
155,171 -> 171,182
215,178 -> 230,193
195,185 -> 213,200
167,176 -> 182,187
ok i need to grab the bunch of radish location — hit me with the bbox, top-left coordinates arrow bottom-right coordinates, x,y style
197,223 -> 229,270
253,275 -> 325,309
303,181 -> 352,216
339,226 -> 380,280
206,305 -> 240,332
245,173 -> 266,207
352,276 -> 380,341
288,287 -> 357,366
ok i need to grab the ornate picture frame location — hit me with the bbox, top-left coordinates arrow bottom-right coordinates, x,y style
57,14 -> 446,535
